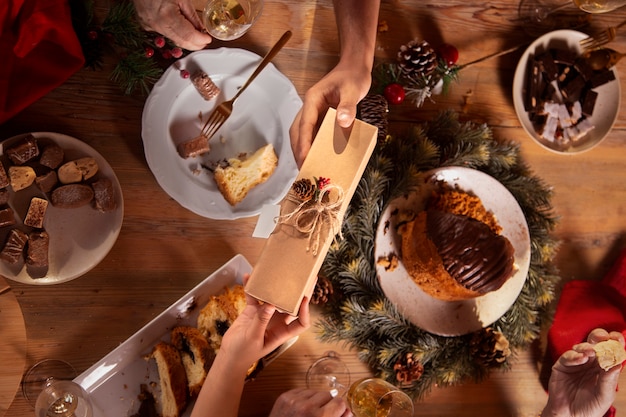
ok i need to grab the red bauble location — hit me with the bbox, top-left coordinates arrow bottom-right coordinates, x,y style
154,36 -> 166,48
171,47 -> 183,59
144,46 -> 154,58
384,83 -> 405,105
437,43 -> 459,66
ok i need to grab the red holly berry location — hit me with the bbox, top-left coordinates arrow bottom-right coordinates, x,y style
154,36 -> 166,48
317,177 -> 331,189
87,30 -> 98,41
180,69 -> 190,79
437,43 -> 459,66
383,83 -> 405,105
170,47 -> 183,58
161,49 -> 172,59
144,46 -> 154,58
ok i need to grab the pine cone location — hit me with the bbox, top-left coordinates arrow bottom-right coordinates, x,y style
397,39 -> 438,78
393,352 -> 424,387
311,276 -> 334,305
291,178 -> 316,201
358,94 -> 389,142
469,327 -> 511,367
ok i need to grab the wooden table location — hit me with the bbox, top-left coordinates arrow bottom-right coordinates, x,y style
1,0 -> 625,416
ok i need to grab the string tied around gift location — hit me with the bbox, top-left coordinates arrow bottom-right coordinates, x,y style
275,183 -> 345,256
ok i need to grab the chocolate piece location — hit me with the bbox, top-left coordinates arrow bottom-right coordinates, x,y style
191,71 -> 220,100
0,189 -> 9,206
525,58 -> 542,112
553,48 -> 577,65
0,163 -> 9,189
39,143 -> 64,169
24,197 -> 48,228
177,135 -> 211,159
0,228 -> 28,264
589,69 -> 616,88
581,89 -> 598,117
0,207 -> 16,227
26,230 -> 49,268
560,75 -> 586,102
9,165 -> 36,191
51,184 -> 94,208
91,178 -> 116,212
35,170 -> 58,193
5,135 -> 39,165
574,57 -> 595,81
537,52 -> 559,81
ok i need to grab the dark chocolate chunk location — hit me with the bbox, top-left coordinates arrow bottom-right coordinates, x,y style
91,178 -> 116,212
26,230 -> 49,268
525,58 -> 542,112
35,170 -> 58,193
537,52 -> 559,81
589,69 -> 616,88
0,207 -> 16,227
0,189 -> 9,206
553,48 -> 577,65
560,75 -> 586,102
581,89 -> 598,117
5,135 -> 39,165
0,163 -> 9,189
0,228 -> 28,264
39,143 -> 64,169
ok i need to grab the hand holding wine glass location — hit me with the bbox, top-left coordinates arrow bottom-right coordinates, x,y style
202,0 -> 264,41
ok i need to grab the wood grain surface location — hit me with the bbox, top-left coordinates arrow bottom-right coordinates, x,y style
0,0 -> 624,416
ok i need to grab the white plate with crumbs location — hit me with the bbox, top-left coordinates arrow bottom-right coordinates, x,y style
0,132 -> 123,285
142,48 -> 301,220
512,29 -> 620,154
374,167 -> 531,336
74,255 -> 297,417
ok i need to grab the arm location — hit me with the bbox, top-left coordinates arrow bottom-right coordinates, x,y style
290,0 -> 381,167
268,388 -> 352,417
190,294 -> 310,417
132,0 -> 213,50
542,328 -> 624,417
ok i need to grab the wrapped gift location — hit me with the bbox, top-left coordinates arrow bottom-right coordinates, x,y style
245,108 -> 378,315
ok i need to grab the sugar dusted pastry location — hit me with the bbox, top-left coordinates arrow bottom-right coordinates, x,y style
191,70 -> 220,101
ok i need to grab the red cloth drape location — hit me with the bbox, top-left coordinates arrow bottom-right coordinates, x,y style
0,0 -> 84,124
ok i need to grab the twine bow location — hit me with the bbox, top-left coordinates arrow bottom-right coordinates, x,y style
276,184 -> 345,256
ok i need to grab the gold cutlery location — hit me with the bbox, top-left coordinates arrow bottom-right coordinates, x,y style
200,30 -> 292,141
580,20 -> 626,52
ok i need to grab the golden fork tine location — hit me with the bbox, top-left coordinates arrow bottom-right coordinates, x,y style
201,107 -> 225,138
580,19 -> 626,51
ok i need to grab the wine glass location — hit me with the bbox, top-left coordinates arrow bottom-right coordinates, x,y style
22,359 -> 93,417
202,0 -> 264,41
306,353 -> 414,417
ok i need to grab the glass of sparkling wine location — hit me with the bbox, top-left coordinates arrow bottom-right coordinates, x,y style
203,0 -> 264,41
518,0 -> 626,33
22,359 -> 93,417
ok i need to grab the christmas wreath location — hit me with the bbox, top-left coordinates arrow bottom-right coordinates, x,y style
314,105 -> 561,399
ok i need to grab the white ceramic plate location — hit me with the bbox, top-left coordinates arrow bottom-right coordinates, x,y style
142,48 -> 301,220
512,29 -> 620,154
374,167 -> 531,336
0,132 -> 124,285
75,255 -> 298,417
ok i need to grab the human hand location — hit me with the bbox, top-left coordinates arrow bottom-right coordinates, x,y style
132,0 -> 213,50
542,328 -> 625,417
289,61 -> 372,168
218,282 -> 311,372
269,388 -> 353,417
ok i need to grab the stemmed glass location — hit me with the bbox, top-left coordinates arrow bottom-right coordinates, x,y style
202,0 -> 264,41
22,359 -> 93,417
306,352 -> 414,417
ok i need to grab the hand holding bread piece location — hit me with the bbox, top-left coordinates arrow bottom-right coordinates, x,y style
594,339 -> 626,371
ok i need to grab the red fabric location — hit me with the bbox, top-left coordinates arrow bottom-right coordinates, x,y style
0,0 -> 84,124
547,247 -> 626,417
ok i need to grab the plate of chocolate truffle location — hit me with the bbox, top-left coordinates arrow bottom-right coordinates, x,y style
513,29 -> 620,154
142,48 -> 302,220
0,132 -> 123,285
374,167 -> 531,336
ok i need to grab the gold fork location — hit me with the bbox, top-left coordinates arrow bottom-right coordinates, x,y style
580,20 -> 626,52
200,30 -> 292,140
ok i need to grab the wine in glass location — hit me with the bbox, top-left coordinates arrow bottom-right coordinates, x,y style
307,353 -> 414,417
22,359 -> 93,417
202,0 -> 264,41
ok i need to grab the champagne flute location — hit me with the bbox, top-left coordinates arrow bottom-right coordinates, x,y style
22,359 -> 93,417
306,353 -> 414,417
202,0 -> 264,41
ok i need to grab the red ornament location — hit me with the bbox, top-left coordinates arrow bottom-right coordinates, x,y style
87,30 -> 98,41
180,69 -> 190,79
154,36 -> 166,48
437,43 -> 459,66
170,47 -> 183,59
144,46 -> 154,58
161,49 -> 172,59
384,83 -> 405,105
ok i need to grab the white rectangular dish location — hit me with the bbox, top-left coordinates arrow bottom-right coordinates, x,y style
74,255 -> 260,417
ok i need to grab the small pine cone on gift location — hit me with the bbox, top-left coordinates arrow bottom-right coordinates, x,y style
469,327 -> 512,367
393,352 -> 424,387
311,275 -> 334,305
397,39 -> 438,78
357,94 -> 389,142
291,178 -> 316,201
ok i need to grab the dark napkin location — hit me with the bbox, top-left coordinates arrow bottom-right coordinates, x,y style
0,0 -> 84,124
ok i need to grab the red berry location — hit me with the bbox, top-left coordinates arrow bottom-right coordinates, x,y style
154,36 -> 166,48
144,46 -> 154,58
180,69 -> 190,79
171,47 -> 183,59
383,83 -> 405,105
87,30 -> 98,41
161,49 -> 172,59
437,43 -> 459,66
